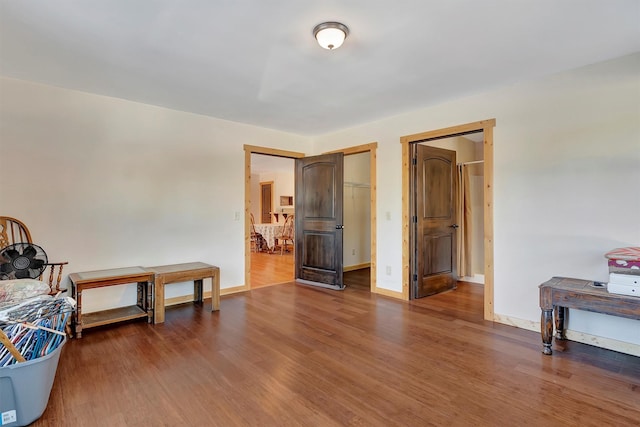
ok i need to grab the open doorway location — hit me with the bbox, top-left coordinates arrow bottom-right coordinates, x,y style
413,133 -> 485,298
244,143 -> 378,293
401,119 -> 495,320
244,145 -> 305,290
342,151 -> 373,291
259,181 -> 274,224
323,143 -> 378,293
250,154 -> 295,288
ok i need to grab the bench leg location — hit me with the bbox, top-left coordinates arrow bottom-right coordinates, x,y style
194,279 -> 203,304
154,278 -> 165,324
555,306 -> 566,340
211,269 -> 220,311
541,308 -> 553,355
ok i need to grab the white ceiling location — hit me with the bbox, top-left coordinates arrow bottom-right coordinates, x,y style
251,153 -> 294,174
1,1 -> 639,136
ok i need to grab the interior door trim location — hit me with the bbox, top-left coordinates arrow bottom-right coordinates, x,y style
243,143 -> 378,294
243,145 -> 305,291
400,119 -> 496,321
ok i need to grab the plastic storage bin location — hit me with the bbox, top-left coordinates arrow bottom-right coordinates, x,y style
0,338 -> 65,427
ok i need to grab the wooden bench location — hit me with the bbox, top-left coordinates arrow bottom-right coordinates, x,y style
539,276 -> 640,355
69,266 -> 154,338
146,262 -> 220,324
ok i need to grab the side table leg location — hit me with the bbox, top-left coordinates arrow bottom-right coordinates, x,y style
137,282 -> 144,309
146,280 -> 153,324
555,306 -> 566,340
541,308 -> 553,355
76,289 -> 83,339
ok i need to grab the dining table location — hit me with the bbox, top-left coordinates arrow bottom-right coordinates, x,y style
253,223 -> 284,252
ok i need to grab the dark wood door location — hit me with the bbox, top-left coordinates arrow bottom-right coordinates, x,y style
414,144 -> 458,298
260,182 -> 272,223
295,153 -> 345,290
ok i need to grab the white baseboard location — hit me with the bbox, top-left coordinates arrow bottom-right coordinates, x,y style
344,263 -> 371,272
373,287 -> 404,299
460,274 -> 484,284
493,313 -> 640,357
164,284 -> 252,306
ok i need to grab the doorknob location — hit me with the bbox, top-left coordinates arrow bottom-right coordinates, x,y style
450,224 -> 459,229
336,225 -> 344,229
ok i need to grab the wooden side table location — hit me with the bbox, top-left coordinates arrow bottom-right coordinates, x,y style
69,266 -> 154,338
539,276 -> 640,355
146,262 -> 220,324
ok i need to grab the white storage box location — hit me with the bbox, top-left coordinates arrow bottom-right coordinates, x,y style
607,273 -> 640,297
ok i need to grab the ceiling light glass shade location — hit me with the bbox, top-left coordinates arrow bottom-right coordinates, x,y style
313,22 -> 349,50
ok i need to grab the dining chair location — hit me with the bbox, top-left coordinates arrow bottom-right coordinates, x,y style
276,215 -> 294,255
250,213 -> 267,252
0,216 -> 68,294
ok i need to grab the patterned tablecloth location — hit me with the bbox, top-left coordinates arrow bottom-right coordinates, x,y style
253,224 -> 283,250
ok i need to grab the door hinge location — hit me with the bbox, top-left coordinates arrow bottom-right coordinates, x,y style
413,274 -> 418,282
412,157 -> 417,165
412,216 -> 417,224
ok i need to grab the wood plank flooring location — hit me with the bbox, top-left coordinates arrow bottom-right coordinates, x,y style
34,281 -> 639,426
250,251 -> 294,288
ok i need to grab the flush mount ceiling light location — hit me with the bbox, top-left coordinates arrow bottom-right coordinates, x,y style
313,22 -> 349,50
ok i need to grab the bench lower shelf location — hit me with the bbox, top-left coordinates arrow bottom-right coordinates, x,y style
82,305 -> 148,329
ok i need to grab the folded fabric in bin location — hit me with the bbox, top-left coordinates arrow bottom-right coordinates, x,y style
0,279 -> 51,308
605,247 -> 640,276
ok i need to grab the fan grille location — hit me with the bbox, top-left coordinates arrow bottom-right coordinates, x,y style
0,242 -> 48,280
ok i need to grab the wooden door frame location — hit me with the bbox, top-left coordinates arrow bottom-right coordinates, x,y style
259,181 -> 274,224
401,119 -> 495,320
244,143 -> 377,293
244,145 -> 305,291
323,142 -> 378,293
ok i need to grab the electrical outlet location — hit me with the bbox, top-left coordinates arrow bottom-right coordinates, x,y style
234,212 -> 240,221
386,211 -> 391,220
386,266 -> 392,275
352,249 -> 356,255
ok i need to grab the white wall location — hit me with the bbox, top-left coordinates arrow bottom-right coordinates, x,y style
250,170 -> 295,224
1,53 -> 638,354
312,53 -> 640,353
250,173 -> 261,223
250,155 -> 295,224
424,135 -> 477,163
269,171 -> 295,223
0,77 -> 311,311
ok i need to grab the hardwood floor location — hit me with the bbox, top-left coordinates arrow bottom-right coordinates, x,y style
344,267 -> 371,290
250,253 -> 370,291
250,251 -> 294,288
34,282 -> 639,426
